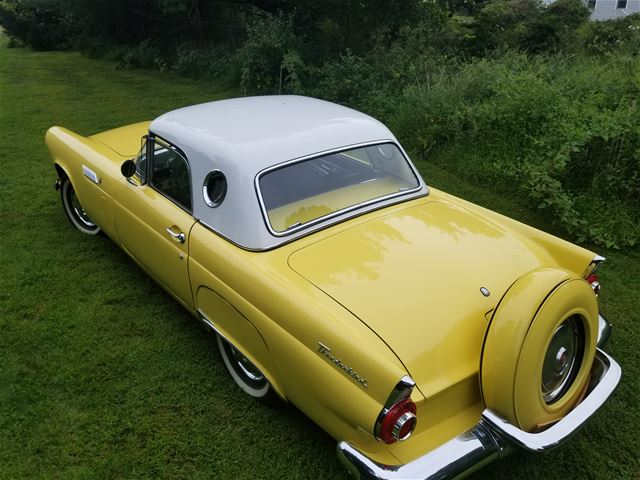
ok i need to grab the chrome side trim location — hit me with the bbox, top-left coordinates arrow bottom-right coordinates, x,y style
82,165 -> 101,184
337,349 -> 620,480
483,349 -> 620,452
597,313 -> 612,349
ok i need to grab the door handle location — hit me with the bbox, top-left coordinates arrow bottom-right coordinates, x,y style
166,227 -> 185,244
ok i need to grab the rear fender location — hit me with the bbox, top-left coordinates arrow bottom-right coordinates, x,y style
481,267 -> 598,431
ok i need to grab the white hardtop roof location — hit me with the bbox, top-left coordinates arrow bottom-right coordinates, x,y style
148,96 -> 427,250
150,95 -> 395,173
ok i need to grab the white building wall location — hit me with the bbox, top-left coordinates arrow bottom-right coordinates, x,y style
542,0 -> 640,21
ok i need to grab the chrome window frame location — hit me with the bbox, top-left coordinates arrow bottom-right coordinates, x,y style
148,133 -> 193,214
202,169 -> 227,208
254,140 -> 424,237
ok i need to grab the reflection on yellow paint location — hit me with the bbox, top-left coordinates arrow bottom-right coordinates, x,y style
268,177 -> 406,231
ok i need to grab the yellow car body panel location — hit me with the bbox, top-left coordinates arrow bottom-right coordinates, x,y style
45,97 -> 617,476
89,121 -> 151,157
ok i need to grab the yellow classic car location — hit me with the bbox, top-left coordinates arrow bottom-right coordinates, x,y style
46,96 -> 621,479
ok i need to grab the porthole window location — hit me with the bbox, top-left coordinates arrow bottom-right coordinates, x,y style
203,170 -> 227,207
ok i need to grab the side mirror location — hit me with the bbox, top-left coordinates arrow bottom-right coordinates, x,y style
121,159 -> 136,178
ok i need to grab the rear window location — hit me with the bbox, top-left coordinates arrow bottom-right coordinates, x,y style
258,143 -> 420,233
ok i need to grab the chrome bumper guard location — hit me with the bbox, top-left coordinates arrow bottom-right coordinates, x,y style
337,348 -> 621,480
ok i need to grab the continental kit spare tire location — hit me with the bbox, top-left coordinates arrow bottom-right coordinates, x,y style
481,267 -> 598,432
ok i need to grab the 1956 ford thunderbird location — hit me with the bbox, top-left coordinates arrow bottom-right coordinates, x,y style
46,95 -> 621,479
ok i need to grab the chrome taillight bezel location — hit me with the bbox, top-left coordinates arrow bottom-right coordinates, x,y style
374,376 -> 418,444
584,255 -> 605,296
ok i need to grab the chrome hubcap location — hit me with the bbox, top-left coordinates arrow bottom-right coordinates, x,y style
229,345 -> 264,383
541,316 -> 584,404
70,189 -> 96,228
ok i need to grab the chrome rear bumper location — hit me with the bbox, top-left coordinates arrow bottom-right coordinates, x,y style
337,348 -> 621,480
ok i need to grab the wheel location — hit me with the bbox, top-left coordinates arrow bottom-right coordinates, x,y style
216,333 -> 277,402
481,267 -> 598,431
59,176 -> 100,235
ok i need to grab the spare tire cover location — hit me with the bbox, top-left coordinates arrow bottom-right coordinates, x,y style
481,267 -> 598,431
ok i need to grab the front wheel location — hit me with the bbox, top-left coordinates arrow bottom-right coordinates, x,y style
59,176 -> 100,235
216,333 -> 277,403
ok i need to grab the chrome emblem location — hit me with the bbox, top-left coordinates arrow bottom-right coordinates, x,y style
480,287 -> 490,297
317,342 -> 368,388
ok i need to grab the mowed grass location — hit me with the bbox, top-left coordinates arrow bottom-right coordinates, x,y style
0,37 -> 638,479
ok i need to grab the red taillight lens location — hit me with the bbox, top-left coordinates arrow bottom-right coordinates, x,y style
377,398 -> 417,444
585,273 -> 601,295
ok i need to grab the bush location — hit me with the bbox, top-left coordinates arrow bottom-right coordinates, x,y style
235,12 -> 304,94
0,0 -> 72,50
575,13 -> 640,55
387,52 -> 640,248
115,39 -> 168,72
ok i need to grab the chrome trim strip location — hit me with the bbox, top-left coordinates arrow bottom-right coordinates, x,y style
597,313 -> 611,349
254,140 -> 427,238
337,349 -> 620,479
584,254 -> 606,277
82,165 -> 101,184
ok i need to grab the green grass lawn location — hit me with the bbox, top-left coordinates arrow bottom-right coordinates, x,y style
1,37 -> 638,479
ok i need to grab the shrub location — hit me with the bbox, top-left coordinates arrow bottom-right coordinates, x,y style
575,13 -> 640,55
235,12 -> 303,94
116,39 -> 168,72
0,0 -> 72,50
387,52 -> 640,248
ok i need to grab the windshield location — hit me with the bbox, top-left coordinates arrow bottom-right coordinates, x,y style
258,142 -> 421,233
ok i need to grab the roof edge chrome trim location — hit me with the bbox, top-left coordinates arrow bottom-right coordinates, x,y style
254,140 -> 427,238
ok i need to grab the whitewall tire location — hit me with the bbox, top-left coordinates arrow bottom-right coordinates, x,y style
216,333 -> 275,402
60,177 -> 100,235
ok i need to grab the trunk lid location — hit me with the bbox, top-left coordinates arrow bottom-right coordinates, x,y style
288,200 -> 549,397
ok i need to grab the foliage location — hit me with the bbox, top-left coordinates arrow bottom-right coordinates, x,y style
0,0 -> 72,49
472,0 -> 590,53
391,53 -> 640,248
528,0 -> 591,52
473,0 -> 544,52
116,39 -> 168,71
575,12 -> 640,55
236,12 -> 302,93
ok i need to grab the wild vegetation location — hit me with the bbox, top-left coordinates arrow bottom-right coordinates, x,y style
1,0 -> 638,247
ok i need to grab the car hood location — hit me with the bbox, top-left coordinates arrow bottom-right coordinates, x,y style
288,200 -> 550,397
89,121 -> 151,157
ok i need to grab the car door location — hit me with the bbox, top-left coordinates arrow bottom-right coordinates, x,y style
114,135 -> 196,309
